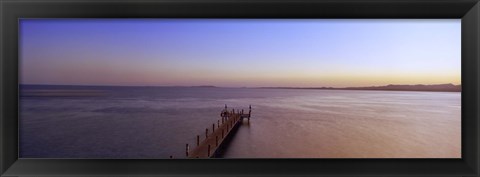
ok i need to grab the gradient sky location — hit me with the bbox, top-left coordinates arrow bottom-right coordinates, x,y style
20,19 -> 460,87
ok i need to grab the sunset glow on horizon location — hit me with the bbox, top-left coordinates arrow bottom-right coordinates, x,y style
20,19 -> 461,87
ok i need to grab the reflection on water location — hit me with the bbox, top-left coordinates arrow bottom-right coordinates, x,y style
19,85 -> 460,158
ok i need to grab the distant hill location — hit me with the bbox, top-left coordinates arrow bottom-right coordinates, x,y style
260,84 -> 461,92
190,85 -> 217,88
344,84 -> 461,92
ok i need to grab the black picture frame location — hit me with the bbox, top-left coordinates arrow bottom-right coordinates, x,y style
1,0 -> 479,176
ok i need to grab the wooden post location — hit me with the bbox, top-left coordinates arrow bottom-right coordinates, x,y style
218,120 -> 220,127
197,135 -> 200,146
213,124 -> 215,132
242,109 -> 244,114
216,136 -> 218,146
222,117 -> 224,124
186,144 -> 189,157
249,105 -> 252,117
208,145 -> 211,157
206,128 -> 209,138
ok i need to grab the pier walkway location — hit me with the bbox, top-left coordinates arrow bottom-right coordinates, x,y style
185,105 -> 251,158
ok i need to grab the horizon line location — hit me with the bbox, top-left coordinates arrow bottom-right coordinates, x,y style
19,83 -> 461,89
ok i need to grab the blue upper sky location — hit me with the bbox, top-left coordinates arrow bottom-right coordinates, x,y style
20,19 -> 460,87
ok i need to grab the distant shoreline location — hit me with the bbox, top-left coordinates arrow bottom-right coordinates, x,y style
259,84 -> 461,92
20,83 -> 461,92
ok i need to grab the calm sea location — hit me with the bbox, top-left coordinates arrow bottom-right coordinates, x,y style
19,85 -> 461,158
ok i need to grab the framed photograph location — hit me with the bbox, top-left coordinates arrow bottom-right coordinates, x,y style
1,0 -> 479,176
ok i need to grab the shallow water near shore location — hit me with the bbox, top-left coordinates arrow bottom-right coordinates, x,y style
19,85 -> 460,158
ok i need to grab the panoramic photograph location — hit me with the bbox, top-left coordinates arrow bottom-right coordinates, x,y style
19,19 -> 460,158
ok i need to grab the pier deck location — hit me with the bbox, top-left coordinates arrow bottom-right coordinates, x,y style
185,105 -> 251,158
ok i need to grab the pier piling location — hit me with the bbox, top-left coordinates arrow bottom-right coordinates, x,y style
208,145 -> 211,157
197,135 -> 200,146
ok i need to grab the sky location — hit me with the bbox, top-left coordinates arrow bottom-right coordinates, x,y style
20,19 -> 461,87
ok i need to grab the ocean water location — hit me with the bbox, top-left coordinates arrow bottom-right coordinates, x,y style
19,85 -> 461,158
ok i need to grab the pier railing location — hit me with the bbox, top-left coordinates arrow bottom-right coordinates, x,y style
184,105 -> 251,158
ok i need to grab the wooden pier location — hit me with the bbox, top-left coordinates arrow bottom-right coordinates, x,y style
185,105 -> 251,158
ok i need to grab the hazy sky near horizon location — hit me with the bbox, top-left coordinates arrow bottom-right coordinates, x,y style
20,19 -> 460,87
